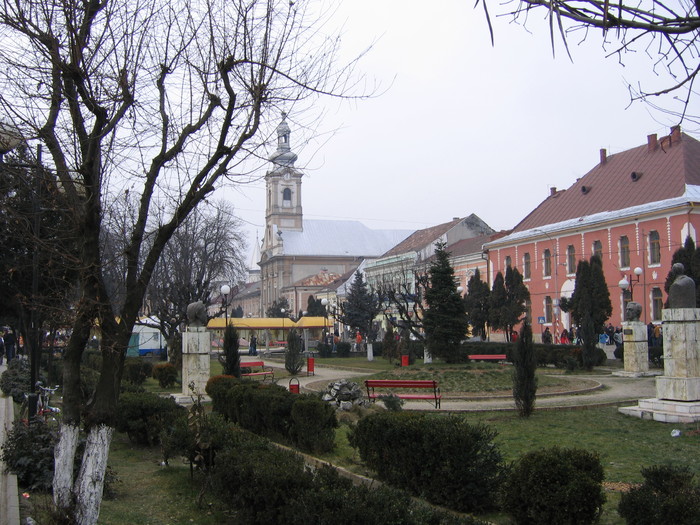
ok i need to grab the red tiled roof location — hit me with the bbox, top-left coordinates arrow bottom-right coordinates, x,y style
513,128 -> 700,233
381,218 -> 462,257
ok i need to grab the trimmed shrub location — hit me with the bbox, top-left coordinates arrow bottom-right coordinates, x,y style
0,418 -> 57,491
211,432 -> 314,524
122,357 -> 152,386
152,362 -> 178,388
336,341 -> 351,357
0,358 -> 33,403
618,465 -> 700,525
225,381 -> 296,440
317,342 -> 332,357
349,412 -> 507,512
285,328 -> 305,374
512,321 -> 537,417
162,411 -> 234,469
501,447 -> 605,525
115,391 -> 185,446
205,374 -> 239,414
289,394 -> 337,453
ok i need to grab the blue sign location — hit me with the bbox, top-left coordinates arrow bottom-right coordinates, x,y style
537,316 -> 545,324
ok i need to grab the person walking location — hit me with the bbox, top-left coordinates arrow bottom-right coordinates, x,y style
249,334 -> 257,356
0,333 -> 4,365
3,329 -> 16,362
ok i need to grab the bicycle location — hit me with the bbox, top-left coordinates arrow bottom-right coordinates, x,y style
18,381 -> 61,426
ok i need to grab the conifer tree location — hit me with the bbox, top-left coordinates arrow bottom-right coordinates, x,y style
220,324 -> 241,378
423,242 -> 468,363
489,272 -> 507,335
338,271 -> 381,342
503,266 -> 530,341
512,320 -> 537,417
464,268 -> 490,340
382,325 -> 400,364
285,328 -> 305,375
664,236 -> 700,306
563,255 -> 612,370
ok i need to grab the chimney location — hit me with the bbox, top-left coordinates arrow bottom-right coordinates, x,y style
600,148 -> 607,165
647,133 -> 658,152
550,187 -> 557,196
670,125 -> 681,144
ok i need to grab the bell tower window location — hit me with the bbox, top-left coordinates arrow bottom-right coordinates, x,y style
282,188 -> 292,208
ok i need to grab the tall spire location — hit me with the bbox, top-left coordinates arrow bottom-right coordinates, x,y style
269,112 -> 298,169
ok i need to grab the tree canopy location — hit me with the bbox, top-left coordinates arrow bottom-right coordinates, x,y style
464,268 -> 490,340
338,271 -> 382,341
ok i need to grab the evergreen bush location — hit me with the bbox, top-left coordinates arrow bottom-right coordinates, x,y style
336,341 -> 351,357
219,324 -> 241,377
0,418 -> 57,491
501,447 -> 605,525
618,465 -> 700,525
512,321 -> 537,417
152,362 -> 178,388
115,391 -> 185,446
285,328 -> 305,374
349,412 -> 507,512
289,394 -> 337,453
0,358 -> 33,403
122,357 -> 152,386
205,374 -> 239,414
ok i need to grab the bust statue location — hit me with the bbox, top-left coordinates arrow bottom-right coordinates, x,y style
668,263 -> 696,309
186,301 -> 208,327
625,301 -> 642,322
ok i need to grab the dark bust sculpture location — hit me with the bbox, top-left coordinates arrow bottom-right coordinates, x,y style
186,301 -> 208,327
625,301 -> 642,322
668,263 -> 696,309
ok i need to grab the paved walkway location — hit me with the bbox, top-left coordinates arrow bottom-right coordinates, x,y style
0,362 -> 20,525
259,358 -> 658,412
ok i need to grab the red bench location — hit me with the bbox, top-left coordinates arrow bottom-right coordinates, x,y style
365,379 -> 441,409
468,354 -> 507,363
240,361 -> 275,381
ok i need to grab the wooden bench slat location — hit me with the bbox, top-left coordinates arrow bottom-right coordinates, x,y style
240,361 -> 274,382
468,354 -> 507,360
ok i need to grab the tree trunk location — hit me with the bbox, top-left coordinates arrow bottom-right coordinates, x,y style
53,423 -> 80,508
75,424 -> 114,525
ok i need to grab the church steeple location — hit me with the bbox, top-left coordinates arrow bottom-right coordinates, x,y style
268,112 -> 298,170
263,113 -> 303,247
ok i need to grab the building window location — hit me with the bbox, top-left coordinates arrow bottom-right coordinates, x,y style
567,245 -> 576,274
505,256 -> 512,268
282,188 -> 292,208
592,240 -> 603,260
649,231 -> 661,265
543,249 -> 552,277
652,287 -> 663,321
544,296 -> 553,323
620,236 -> 630,268
524,298 -> 532,323
523,253 -> 531,280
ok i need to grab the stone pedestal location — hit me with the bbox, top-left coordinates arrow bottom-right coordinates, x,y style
172,326 -> 211,405
619,308 -> 700,423
613,321 -> 659,377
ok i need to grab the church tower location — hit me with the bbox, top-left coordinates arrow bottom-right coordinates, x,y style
265,113 -> 303,235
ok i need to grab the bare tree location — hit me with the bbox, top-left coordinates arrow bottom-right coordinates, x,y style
480,0 -> 700,121
141,200 -> 247,351
0,1 -> 364,523
376,268 -> 429,343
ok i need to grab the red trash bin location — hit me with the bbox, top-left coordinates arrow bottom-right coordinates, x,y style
289,377 -> 300,394
307,356 -> 315,376
401,354 -> 409,367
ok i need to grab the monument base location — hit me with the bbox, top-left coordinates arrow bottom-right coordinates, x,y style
171,393 -> 211,406
612,370 -> 663,378
619,398 -> 700,423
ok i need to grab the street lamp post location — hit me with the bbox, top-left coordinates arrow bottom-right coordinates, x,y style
220,284 -> 231,326
619,267 -> 643,301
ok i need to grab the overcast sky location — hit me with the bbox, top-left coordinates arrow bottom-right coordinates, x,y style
222,0 -> 700,266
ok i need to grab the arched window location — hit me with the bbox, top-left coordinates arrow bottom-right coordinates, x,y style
282,188 -> 292,208
523,253 -> 531,280
622,289 -> 632,319
567,245 -> 576,274
649,231 -> 661,265
592,240 -> 603,260
543,249 -> 552,277
524,298 -> 532,323
620,236 -> 630,268
544,296 -> 553,323
652,287 -> 663,321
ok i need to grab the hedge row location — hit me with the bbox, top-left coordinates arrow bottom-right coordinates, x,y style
206,377 -> 337,454
349,412 -> 508,512
209,429 -> 485,525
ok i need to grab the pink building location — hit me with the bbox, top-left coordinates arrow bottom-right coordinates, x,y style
484,127 -> 700,340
